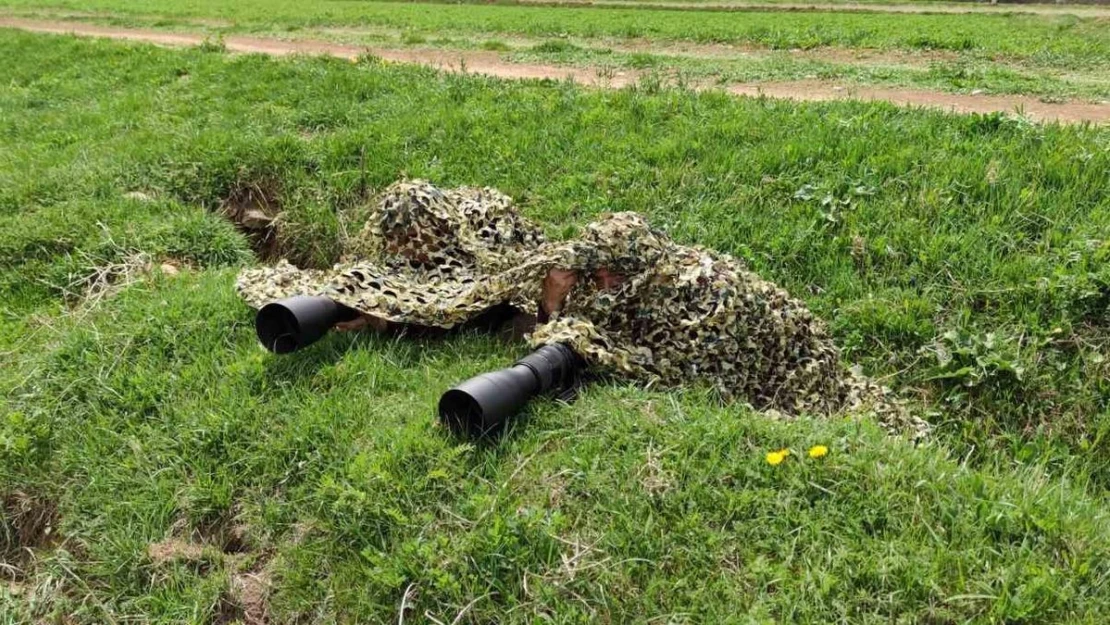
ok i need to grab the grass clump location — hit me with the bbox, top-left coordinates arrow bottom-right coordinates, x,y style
1,30 -> 1109,622
400,30 -> 427,45
530,38 -> 583,54
196,34 -> 227,53
479,38 -> 511,51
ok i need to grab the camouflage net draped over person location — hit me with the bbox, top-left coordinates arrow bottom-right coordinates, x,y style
238,180 -> 927,435
533,212 -> 847,414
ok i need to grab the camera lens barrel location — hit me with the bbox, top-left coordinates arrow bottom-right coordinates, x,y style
438,343 -> 580,437
255,296 -> 354,354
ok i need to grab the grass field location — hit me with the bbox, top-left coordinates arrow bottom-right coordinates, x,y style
4,0 -> 1108,60
2,0 -> 1109,103
1,24 -> 1109,625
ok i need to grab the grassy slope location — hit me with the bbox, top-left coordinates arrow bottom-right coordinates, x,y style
1,31 -> 1108,622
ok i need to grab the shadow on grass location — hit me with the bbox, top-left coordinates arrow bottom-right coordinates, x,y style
260,331 -> 358,383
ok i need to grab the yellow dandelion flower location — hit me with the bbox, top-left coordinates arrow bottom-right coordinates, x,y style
808,445 -> 829,459
765,451 -> 785,466
777,448 -> 791,457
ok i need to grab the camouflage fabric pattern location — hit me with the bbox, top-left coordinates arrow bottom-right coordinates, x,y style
238,181 -> 550,327
532,213 -> 847,414
238,180 -> 926,434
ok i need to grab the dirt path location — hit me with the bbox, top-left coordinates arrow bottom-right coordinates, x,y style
502,0 -> 1110,17
723,82 -> 1109,121
3,17 -> 1108,123
315,26 -> 960,68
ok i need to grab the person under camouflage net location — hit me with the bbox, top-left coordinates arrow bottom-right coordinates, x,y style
238,180 -> 925,434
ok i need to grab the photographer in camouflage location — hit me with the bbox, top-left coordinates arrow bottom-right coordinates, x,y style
239,180 -> 923,434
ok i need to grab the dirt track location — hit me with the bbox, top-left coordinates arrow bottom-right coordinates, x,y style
3,17 -> 1108,124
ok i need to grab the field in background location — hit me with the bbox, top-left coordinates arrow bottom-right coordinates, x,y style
1,0 -> 1109,104
411,0 -> 1110,8
1,27 -> 1108,622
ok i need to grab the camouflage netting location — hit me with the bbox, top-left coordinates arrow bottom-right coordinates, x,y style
238,180 -> 927,436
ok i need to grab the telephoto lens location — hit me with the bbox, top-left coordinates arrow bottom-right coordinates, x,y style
438,343 -> 582,437
255,296 -> 357,354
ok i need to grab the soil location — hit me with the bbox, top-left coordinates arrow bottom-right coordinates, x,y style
2,17 -> 1107,123
1,491 -> 60,577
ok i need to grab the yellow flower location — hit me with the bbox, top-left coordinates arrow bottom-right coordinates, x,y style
777,448 -> 791,457
765,451 -> 785,466
808,445 -> 829,459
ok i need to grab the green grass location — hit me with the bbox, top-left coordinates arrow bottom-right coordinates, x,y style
430,0 -> 1110,5
511,43 -> 1110,100
3,0 -> 1109,102
2,0 -> 1109,68
1,30 -> 1109,623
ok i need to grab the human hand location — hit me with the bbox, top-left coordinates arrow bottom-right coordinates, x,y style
334,314 -> 389,332
541,268 -> 578,316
